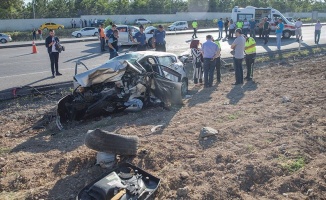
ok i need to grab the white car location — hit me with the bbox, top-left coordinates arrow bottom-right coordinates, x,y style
167,21 -> 189,31
144,26 -> 157,34
72,27 -> 98,38
0,33 -> 12,43
116,25 -> 154,47
135,18 -> 151,25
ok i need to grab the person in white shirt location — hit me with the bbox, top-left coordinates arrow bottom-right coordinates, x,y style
295,18 -> 303,42
315,20 -> 322,45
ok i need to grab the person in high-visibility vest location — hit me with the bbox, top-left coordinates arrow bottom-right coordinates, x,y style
244,35 -> 256,81
236,20 -> 243,29
213,37 -> 222,83
192,20 -> 198,39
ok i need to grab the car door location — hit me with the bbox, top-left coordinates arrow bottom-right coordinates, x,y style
156,56 -> 181,82
83,28 -> 92,36
117,26 -> 128,45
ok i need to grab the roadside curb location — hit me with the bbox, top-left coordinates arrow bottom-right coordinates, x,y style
1,23 -> 322,49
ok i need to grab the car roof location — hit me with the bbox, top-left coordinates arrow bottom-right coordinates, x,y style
135,51 -> 177,57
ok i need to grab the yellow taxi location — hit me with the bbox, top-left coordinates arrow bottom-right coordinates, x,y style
39,23 -> 64,30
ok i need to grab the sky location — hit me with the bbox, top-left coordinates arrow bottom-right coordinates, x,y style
24,0 -> 32,4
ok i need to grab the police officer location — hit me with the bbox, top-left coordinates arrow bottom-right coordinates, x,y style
108,30 -> 119,59
236,20 -> 243,29
133,25 -> 147,51
153,25 -> 166,52
192,20 -> 198,39
244,34 -> 256,81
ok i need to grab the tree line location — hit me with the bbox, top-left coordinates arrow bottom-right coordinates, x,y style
1,0 -> 326,19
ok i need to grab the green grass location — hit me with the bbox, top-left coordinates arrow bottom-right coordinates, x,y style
279,156 -> 305,172
0,147 -> 11,156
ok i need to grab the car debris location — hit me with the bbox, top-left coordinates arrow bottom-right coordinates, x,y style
76,162 -> 161,200
56,52 -> 188,130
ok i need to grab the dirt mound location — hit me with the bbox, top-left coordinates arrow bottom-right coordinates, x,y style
0,55 -> 325,199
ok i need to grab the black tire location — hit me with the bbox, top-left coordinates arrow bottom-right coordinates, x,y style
58,26 -> 62,30
0,38 -> 7,43
85,128 -> 139,155
282,30 -> 291,39
181,78 -> 188,97
77,33 -> 81,38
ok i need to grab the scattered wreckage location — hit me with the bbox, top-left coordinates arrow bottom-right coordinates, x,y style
56,51 -> 188,130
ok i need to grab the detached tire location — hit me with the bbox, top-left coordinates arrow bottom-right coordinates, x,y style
85,129 -> 139,155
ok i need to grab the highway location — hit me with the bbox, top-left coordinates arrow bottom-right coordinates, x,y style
0,26 -> 324,92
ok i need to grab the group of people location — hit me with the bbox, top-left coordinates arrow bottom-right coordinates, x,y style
98,23 -> 167,59
71,18 -> 97,28
191,28 -> 256,88
32,28 -> 43,40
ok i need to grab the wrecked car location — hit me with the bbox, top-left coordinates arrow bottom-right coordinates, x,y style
56,51 -> 188,130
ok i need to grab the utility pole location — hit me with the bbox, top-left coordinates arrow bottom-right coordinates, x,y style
33,0 -> 36,19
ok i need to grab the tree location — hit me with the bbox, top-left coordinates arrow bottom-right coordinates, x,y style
0,0 -> 24,19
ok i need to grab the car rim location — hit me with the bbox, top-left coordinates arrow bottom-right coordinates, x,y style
77,33 -> 81,37
1,39 -> 6,43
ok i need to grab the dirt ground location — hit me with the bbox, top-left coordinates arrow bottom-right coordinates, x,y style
0,54 -> 325,200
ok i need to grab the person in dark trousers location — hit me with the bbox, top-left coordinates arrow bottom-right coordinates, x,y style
98,24 -> 106,52
249,18 -> 256,38
263,17 -> 270,45
45,30 -> 62,78
153,25 -> 166,52
32,29 -> 36,40
224,18 -> 229,38
84,19 -> 87,27
217,18 -> 223,39
258,18 -> 264,38
244,35 -> 256,81
108,30 -> 119,59
231,29 -> 245,85
133,25 -> 147,51
228,19 -> 236,39
314,20 -> 322,45
202,35 -> 220,88
212,37 -> 222,83
192,20 -> 198,39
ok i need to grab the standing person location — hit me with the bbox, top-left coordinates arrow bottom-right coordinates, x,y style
202,35 -> 220,88
242,19 -> 249,37
230,29 -> 245,85
217,18 -> 223,39
258,18 -> 264,38
224,17 -> 229,39
38,29 -> 43,40
153,25 -> 166,52
89,19 -> 92,27
106,24 -> 116,45
79,19 -> 83,28
244,35 -> 256,81
295,18 -> 303,42
32,29 -> 36,40
249,18 -> 256,38
276,18 -> 284,50
98,24 -> 106,52
263,17 -> 270,45
133,25 -> 147,51
108,30 -> 119,59
314,20 -> 322,45
190,39 -> 203,85
45,30 -> 62,78
71,19 -> 74,28
84,19 -> 87,27
94,19 -> 97,26
192,19 -> 198,39
73,19 -> 76,28
236,20 -> 243,29
213,37 -> 222,83
228,19 -> 236,39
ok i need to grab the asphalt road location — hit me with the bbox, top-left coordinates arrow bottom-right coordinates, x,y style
0,26 -> 324,92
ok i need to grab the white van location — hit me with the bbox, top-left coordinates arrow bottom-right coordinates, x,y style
168,21 -> 188,31
231,6 -> 296,38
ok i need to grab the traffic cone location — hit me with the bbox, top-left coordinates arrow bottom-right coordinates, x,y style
32,41 -> 38,54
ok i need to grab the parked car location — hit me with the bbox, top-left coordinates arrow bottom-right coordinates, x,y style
0,33 -> 12,43
56,51 -> 188,129
167,21 -> 188,31
94,19 -> 106,27
39,22 -> 64,30
135,18 -> 151,25
115,25 -> 154,47
72,27 -> 99,38
286,17 -> 296,22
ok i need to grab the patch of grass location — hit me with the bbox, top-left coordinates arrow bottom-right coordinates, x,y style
0,147 -> 11,156
227,111 -> 241,120
279,156 -> 305,172
246,144 -> 255,153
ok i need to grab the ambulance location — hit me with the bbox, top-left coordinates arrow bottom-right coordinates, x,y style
231,6 -> 296,38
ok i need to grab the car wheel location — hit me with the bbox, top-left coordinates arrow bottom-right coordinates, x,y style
85,128 -> 139,155
0,38 -> 7,43
181,78 -> 188,97
184,27 -> 187,30
174,28 -> 177,31
148,37 -> 153,48
94,32 -> 98,36
77,33 -> 81,38
58,26 -> 62,30
282,30 -> 291,39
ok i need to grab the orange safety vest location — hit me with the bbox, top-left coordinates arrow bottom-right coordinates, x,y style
100,28 -> 105,38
